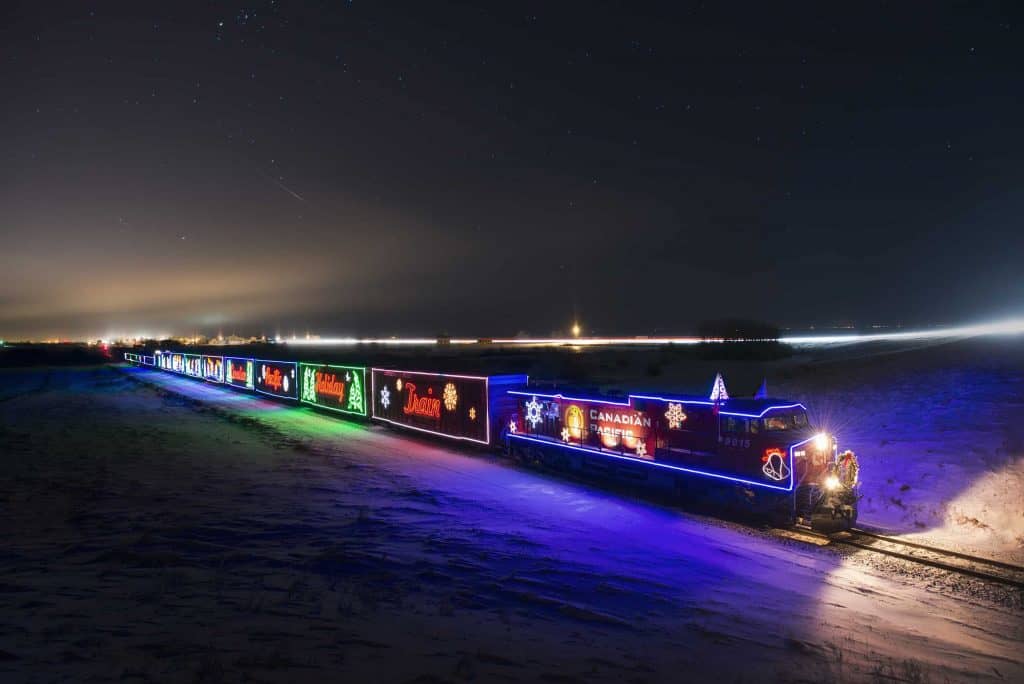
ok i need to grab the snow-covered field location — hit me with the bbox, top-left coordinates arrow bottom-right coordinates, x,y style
0,358 -> 1021,682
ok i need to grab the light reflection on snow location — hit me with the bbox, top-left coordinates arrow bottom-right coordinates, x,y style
813,556 -> 1021,680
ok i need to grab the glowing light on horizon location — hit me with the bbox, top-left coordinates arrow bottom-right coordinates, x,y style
778,317 -> 1024,344
141,316 -> 1024,349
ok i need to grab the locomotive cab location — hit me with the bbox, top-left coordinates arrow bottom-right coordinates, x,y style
750,407 -> 858,530
716,403 -> 858,530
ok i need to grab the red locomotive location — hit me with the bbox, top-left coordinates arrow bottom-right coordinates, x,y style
505,375 -> 859,530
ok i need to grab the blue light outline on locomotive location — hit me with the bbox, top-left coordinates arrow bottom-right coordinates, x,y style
507,433 -> 795,492
508,390 -> 806,418
252,358 -> 299,401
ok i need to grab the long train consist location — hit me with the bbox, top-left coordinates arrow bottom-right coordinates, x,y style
123,350 -> 859,530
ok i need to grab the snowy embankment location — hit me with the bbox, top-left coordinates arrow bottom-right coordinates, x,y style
773,339 -> 1024,563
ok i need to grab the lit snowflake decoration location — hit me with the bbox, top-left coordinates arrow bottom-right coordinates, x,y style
469,407 -> 476,421
664,402 -> 687,429
508,420 -> 517,434
443,382 -> 458,411
635,441 -> 648,458
380,386 -> 391,409
560,427 -> 571,442
524,396 -> 544,428
762,451 -> 790,481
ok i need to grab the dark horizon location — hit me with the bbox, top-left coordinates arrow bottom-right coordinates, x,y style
3,2 -> 1023,340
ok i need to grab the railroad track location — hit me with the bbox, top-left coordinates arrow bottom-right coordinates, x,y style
827,528 -> 1024,589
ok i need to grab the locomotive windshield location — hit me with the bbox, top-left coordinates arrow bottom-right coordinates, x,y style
760,409 -> 809,432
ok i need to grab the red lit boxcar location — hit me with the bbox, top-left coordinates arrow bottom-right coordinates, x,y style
370,368 -> 527,445
505,389 -> 858,530
253,359 -> 299,401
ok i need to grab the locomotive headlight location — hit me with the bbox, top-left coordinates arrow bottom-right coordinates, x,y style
814,432 -> 830,451
824,474 -> 841,491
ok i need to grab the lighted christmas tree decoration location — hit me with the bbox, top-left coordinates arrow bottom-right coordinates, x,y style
709,372 -> 729,402
524,396 -> 544,428
443,382 -> 458,411
380,385 -> 391,409
347,370 -> 364,413
301,366 -> 317,403
754,378 -> 768,400
664,402 -> 687,429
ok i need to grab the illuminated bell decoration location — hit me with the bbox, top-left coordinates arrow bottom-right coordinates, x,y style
443,382 -> 458,411
524,396 -> 543,428
762,450 -> 790,481
664,402 -> 686,429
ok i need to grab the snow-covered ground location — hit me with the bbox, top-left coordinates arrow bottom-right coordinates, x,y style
770,339 -> 1024,564
0,364 -> 1020,682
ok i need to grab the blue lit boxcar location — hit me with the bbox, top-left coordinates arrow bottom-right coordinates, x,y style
504,387 -> 859,530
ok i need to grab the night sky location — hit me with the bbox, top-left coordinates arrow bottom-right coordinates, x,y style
3,2 -> 1022,340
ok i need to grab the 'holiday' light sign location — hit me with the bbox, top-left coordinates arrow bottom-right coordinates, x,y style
299,363 -> 367,416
